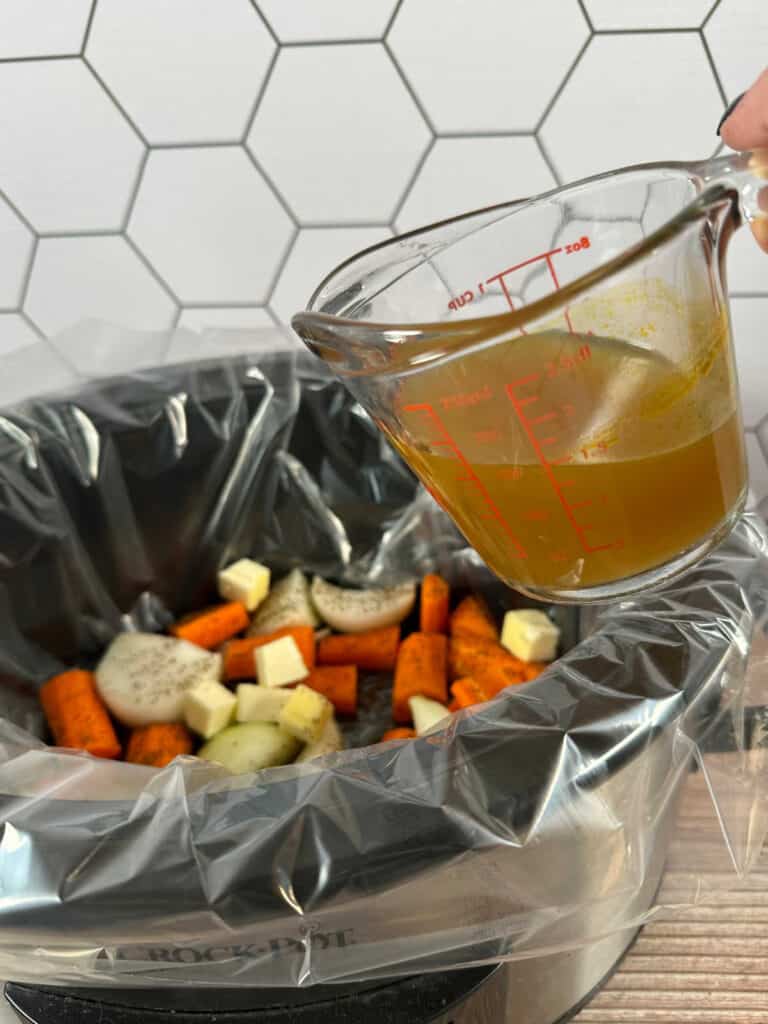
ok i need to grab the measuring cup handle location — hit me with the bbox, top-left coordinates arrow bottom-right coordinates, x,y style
695,149 -> 768,224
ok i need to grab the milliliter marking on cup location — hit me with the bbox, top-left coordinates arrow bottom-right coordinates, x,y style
402,402 -> 527,560
505,363 -> 623,557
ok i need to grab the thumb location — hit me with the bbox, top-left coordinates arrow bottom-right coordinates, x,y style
719,68 -> 768,150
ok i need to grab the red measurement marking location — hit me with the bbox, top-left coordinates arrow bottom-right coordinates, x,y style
495,275 -> 528,335
403,403 -> 527,559
486,247 -> 563,285
505,382 -> 620,556
544,253 -> 575,334
530,412 -> 556,426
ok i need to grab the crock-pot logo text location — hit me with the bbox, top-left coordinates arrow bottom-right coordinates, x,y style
116,928 -> 355,964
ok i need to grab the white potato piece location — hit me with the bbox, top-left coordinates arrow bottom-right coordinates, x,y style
409,695 -> 451,736
95,632 -> 221,728
248,569 -> 320,635
310,577 -> 416,633
296,717 -> 344,762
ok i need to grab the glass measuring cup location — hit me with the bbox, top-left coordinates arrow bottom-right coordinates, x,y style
292,152 -> 765,603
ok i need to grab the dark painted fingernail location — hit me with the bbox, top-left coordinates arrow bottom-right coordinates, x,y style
717,91 -> 746,135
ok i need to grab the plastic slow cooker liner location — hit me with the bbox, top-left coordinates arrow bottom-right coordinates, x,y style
0,322 -> 765,988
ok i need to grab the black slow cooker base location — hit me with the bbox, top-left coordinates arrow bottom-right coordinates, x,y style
4,926 -> 644,1024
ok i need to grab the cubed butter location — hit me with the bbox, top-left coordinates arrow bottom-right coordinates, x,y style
501,609 -> 560,662
236,683 -> 291,723
278,684 -> 333,744
217,558 -> 271,612
254,635 -> 309,688
183,679 -> 236,739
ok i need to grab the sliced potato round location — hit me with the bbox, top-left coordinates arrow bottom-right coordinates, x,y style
198,722 -> 301,774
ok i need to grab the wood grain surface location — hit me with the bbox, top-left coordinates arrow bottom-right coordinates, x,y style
573,753 -> 768,1023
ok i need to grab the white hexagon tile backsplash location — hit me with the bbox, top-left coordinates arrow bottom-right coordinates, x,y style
0,0 -> 765,505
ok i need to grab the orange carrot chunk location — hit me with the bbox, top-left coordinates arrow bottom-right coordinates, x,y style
420,573 -> 450,633
448,698 -> 460,713
40,669 -> 121,760
305,665 -> 358,716
392,632 -> 447,724
449,594 -> 499,641
381,727 -> 416,742
523,661 -> 547,681
317,626 -> 400,672
451,676 -> 493,709
223,626 -> 316,680
170,601 -> 249,650
125,723 -> 194,768
449,635 -> 527,696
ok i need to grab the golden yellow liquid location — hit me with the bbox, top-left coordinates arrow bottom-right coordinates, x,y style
387,310 -> 746,595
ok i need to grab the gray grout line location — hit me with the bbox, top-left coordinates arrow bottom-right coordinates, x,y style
122,233 -> 183,307
17,237 -> 39,309
438,129 -> 536,139
534,134 -> 563,187
0,187 -> 38,237
121,147 -> 150,232
171,306 -> 183,329
701,0 -> 724,29
282,37 -> 385,47
241,144 -> 300,227
249,1 -> 280,46
384,0 -> 405,39
264,226 -> 299,305
700,29 -> 728,106
389,134 -> 436,226
575,0 -> 593,31
0,53 -> 78,64
240,43 -> 280,144
729,291 -> 768,298
382,38 -> 437,136
0,307 -> 17,315
150,138 -> 243,150
80,0 -> 98,55
38,227 -> 121,239
296,219 -> 393,230
19,310 -> 46,341
534,34 -> 592,134
81,54 -> 150,147
594,26 -> 701,35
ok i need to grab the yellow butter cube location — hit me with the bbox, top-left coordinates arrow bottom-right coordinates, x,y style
254,635 -> 309,688
217,558 -> 271,612
278,684 -> 333,744
501,610 -> 559,662
184,679 -> 236,739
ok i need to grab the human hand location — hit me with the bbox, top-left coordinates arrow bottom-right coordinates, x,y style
718,69 -> 768,252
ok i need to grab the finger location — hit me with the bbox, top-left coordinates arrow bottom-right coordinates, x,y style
751,217 -> 768,253
720,68 -> 768,150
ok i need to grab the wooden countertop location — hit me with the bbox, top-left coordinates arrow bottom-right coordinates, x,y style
574,752 -> 768,1023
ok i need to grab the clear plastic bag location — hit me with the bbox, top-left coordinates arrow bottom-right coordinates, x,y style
0,321 -> 765,988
